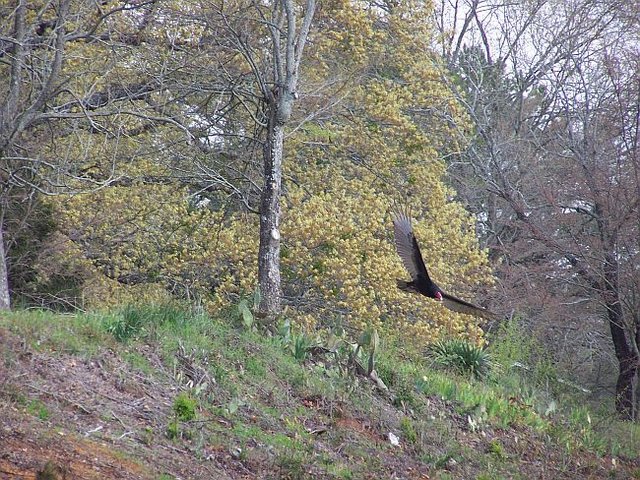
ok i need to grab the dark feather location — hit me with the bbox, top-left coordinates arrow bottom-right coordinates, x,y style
392,211 -> 431,284
392,208 -> 497,319
441,292 -> 497,320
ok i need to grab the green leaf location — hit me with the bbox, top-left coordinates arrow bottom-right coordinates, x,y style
252,288 -> 261,309
238,299 -> 253,329
278,318 -> 291,341
358,329 -> 372,347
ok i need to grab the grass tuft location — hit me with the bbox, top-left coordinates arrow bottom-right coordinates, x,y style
427,338 -> 492,380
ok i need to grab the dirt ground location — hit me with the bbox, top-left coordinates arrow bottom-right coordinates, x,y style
0,328 -> 242,479
1,326 -> 638,480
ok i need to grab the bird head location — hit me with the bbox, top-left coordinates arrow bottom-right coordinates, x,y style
435,291 -> 443,301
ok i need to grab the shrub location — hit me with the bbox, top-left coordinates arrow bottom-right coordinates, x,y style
427,338 -> 492,379
173,392 -> 197,421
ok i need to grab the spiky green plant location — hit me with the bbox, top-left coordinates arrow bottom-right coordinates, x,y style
105,305 -> 147,341
427,339 -> 492,380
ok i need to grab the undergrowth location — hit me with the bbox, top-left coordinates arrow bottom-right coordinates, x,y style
1,306 -> 639,479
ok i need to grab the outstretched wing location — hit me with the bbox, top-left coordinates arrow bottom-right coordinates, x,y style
441,292 -> 497,320
392,210 -> 432,285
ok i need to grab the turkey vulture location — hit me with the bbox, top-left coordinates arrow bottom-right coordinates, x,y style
392,210 -> 496,320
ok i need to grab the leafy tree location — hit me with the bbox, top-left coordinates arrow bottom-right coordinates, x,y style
41,0 -> 493,345
0,0 -> 167,309
209,0 -> 493,342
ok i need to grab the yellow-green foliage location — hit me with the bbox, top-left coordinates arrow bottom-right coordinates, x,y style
39,0 -> 491,346
273,1 -> 488,342
208,0 -> 491,344
43,182 -> 216,307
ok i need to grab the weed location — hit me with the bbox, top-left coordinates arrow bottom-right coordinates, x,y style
0,310 -> 108,355
224,398 -> 245,417
428,339 -> 492,380
277,319 -> 318,362
229,290 -> 260,330
166,391 -> 197,440
3,384 -> 27,405
173,392 -> 197,421
428,452 -> 455,470
105,304 -> 195,342
275,448 -> 307,480
236,298 -> 255,330
487,319 -> 536,368
400,417 -> 418,444
334,467 -> 353,479
123,350 -> 154,374
354,326 -> 379,375
105,306 -> 147,342
36,461 -> 66,480
141,426 -> 154,446
390,382 -> 415,409
166,419 -> 179,440
27,399 -> 50,421
208,362 -> 228,385
374,357 -> 396,387
293,334 -> 316,361
487,318 -> 563,410
286,367 -> 309,390
233,423 -> 263,441
477,473 -> 509,480
487,440 -> 506,460
245,356 -> 266,377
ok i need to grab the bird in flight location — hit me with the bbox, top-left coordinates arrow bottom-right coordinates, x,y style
392,209 -> 496,320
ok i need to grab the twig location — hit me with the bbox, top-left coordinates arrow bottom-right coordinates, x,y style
0,469 -> 30,478
163,443 -> 189,454
84,425 -> 104,436
28,384 -> 92,414
110,410 -> 128,430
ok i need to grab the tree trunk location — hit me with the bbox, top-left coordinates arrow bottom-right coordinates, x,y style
635,321 -> 640,420
255,0 -> 316,323
609,314 -> 637,419
0,216 -> 10,310
603,252 -> 638,419
257,101 -> 285,321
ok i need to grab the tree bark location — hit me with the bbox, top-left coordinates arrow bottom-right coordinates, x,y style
257,100 -> 285,319
255,0 -> 316,322
603,252 -> 638,419
0,216 -> 10,310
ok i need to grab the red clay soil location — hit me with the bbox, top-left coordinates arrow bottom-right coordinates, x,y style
0,328 -> 237,480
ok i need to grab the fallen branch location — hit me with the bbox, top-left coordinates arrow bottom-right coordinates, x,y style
84,425 -> 104,436
28,383 -> 93,414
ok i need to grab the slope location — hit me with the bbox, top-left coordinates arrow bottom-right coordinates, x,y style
0,308 -> 638,479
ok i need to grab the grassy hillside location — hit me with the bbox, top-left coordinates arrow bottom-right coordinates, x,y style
0,307 -> 638,479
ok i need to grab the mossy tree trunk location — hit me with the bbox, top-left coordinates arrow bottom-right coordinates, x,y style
0,217 -> 9,310
257,101 -> 285,318
255,0 -> 316,323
